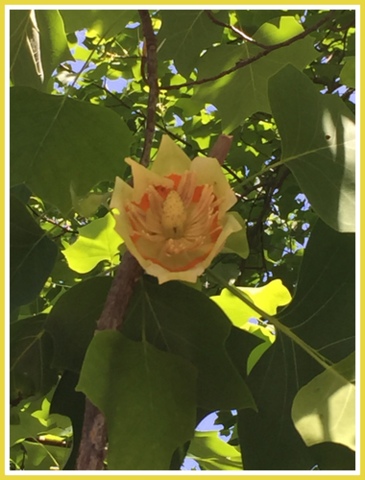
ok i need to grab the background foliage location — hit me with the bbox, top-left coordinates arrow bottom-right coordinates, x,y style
9,8 -> 356,471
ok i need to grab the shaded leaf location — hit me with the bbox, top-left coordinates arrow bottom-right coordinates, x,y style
60,10 -> 136,38
50,371 -> 85,470
123,279 -> 256,411
187,430 -> 243,470
45,277 -> 112,372
292,352 -> 355,451
10,195 -> 58,308
10,314 -> 57,400
192,16 -> 318,132
62,213 -> 122,274
269,65 -> 355,232
158,10 -> 226,78
77,331 -> 197,470
10,87 -> 133,213
10,10 -> 72,91
340,56 -> 355,89
237,219 -> 355,470
35,10 -> 73,90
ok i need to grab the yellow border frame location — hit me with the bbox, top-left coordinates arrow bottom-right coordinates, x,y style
2,2 -> 362,479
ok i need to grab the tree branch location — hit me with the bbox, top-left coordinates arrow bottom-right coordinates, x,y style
161,11 -> 337,91
76,10 -> 159,470
139,10 -> 159,167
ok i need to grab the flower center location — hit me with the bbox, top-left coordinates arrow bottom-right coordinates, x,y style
161,190 -> 187,239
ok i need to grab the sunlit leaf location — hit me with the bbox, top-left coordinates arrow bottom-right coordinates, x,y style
62,213 -> 122,274
191,16 -> 318,132
187,430 -> 243,470
10,87 -> 133,213
292,352 -> 355,451
211,278 -> 292,328
269,65 -> 355,232
77,331 -> 197,470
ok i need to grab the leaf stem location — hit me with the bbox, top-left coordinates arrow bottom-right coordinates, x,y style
207,268 -> 334,372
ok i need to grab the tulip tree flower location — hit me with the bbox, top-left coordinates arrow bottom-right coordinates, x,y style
110,135 -> 243,284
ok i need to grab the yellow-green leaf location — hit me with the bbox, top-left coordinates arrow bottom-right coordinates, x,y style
62,213 -> 122,273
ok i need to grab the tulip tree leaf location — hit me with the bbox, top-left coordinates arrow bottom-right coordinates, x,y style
77,331 -> 197,470
187,430 -> 243,470
59,10 -> 136,38
191,16 -> 318,132
237,219 -> 355,470
211,278 -> 292,328
340,56 -> 355,89
292,352 -> 355,451
10,10 -> 72,91
10,86 -> 133,213
10,195 -> 58,308
123,279 -> 256,411
158,10 -> 227,78
45,277 -> 113,372
62,213 -> 123,274
269,65 -> 356,232
10,314 -> 57,401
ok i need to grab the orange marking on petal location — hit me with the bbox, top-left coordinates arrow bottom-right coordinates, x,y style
192,185 -> 204,203
167,173 -> 182,189
136,193 -> 150,211
155,185 -> 170,200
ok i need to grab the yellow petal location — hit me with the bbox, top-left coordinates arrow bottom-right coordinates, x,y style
152,135 -> 191,176
190,156 -> 237,213
125,158 -> 173,201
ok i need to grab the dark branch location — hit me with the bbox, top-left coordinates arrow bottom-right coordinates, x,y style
139,10 -> 159,167
161,11 -> 337,91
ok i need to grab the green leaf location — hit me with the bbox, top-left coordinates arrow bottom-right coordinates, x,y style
123,279 -> 256,411
10,195 -> 58,308
292,352 -> 355,451
50,371 -> 85,470
35,10 -> 73,90
77,331 -> 197,470
158,10 -> 226,78
10,11 -> 72,91
10,314 -> 57,400
59,10 -> 136,38
10,86 -> 133,213
223,212 -> 250,259
187,430 -> 243,470
268,64 -> 355,232
237,219 -> 355,470
192,16 -> 318,132
62,213 -> 122,274
45,277 -> 112,372
211,278 -> 291,328
340,56 -> 355,89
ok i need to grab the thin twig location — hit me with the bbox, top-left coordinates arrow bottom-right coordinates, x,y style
139,10 -> 159,167
161,11 -> 337,91
205,10 -> 268,49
